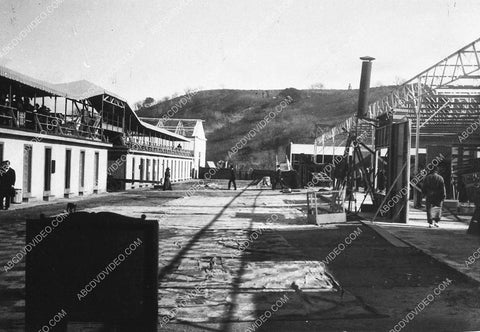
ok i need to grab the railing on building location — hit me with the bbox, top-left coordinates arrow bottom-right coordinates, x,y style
122,137 -> 194,157
0,105 -> 106,142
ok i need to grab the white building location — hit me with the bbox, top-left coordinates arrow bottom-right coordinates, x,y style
0,67 -> 110,202
0,66 -> 200,203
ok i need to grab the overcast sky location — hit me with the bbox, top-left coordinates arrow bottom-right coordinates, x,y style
1,0 -> 480,105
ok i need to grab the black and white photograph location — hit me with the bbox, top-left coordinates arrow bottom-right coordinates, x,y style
1,1 -> 480,331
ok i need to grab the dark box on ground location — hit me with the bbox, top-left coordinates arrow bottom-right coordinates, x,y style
26,212 -> 158,332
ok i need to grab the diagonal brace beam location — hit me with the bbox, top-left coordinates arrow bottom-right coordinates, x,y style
419,100 -> 450,128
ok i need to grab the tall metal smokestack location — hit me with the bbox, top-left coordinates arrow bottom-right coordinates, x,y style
357,56 -> 375,118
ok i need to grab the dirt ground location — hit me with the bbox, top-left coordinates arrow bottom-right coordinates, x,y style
0,180 -> 479,331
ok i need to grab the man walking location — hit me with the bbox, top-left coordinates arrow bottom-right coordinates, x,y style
422,166 -> 446,228
0,161 -> 16,210
228,165 -> 237,190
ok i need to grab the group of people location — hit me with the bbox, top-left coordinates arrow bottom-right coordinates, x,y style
0,93 -> 53,128
228,164 -> 287,191
162,162 -> 445,229
0,161 -> 16,210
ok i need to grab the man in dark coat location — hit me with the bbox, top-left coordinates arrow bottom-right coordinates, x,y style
272,165 -> 285,190
422,167 -> 446,228
228,165 -> 237,190
163,167 -> 172,191
0,161 -> 16,210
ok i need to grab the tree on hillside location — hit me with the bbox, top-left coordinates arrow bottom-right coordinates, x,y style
142,97 -> 155,107
310,82 -> 325,89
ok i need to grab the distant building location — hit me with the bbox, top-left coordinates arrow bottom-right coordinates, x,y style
140,118 -> 207,178
287,143 -> 351,166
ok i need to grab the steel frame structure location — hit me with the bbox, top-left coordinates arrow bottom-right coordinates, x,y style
320,37 -> 480,143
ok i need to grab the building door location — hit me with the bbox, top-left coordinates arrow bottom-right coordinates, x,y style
79,150 -> 86,190
94,152 -> 99,187
146,159 -> 151,181
44,148 -> 52,192
131,158 -> 135,181
140,158 -> 144,180
65,149 -> 71,190
0,143 -> 3,162
174,160 -> 176,181
23,145 -> 32,194
152,159 -> 156,181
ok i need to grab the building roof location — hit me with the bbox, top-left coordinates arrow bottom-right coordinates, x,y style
139,120 -> 189,141
290,143 -> 352,156
140,117 -> 205,139
52,80 -> 125,101
0,65 -> 191,142
0,65 -> 64,97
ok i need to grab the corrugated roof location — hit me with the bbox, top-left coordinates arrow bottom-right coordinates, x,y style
139,117 -> 199,138
140,120 -> 190,141
52,80 -> 126,101
0,66 -> 192,142
0,65 -> 64,96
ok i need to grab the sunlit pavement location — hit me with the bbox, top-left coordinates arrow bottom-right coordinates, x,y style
1,181 -> 480,331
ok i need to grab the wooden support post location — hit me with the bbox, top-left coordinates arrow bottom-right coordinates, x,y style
332,135 -> 335,161
122,105 -> 126,133
322,135 -> 325,164
100,97 -> 104,138
413,79 -> 422,208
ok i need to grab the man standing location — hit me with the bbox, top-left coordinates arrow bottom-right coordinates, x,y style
0,161 -> 16,210
163,167 -> 172,191
422,166 -> 446,228
228,165 -> 237,190
272,165 -> 285,190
